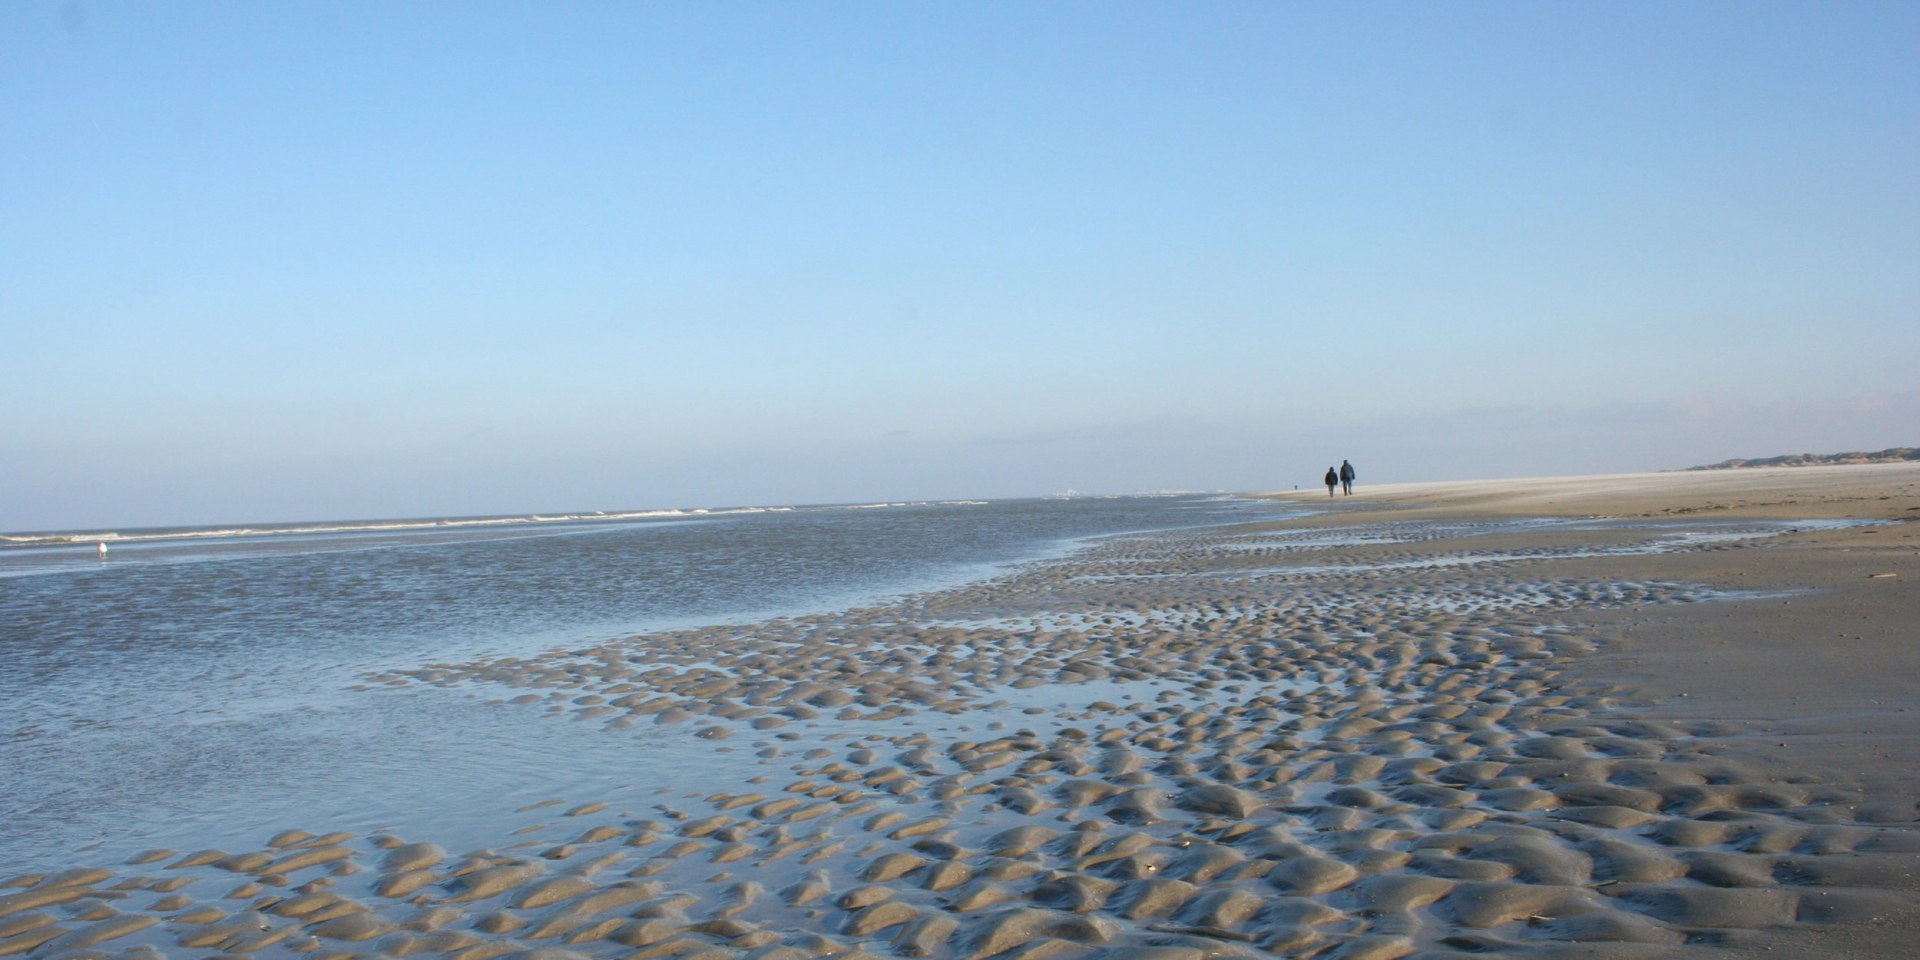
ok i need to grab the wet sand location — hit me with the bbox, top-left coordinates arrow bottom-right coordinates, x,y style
1270,463 -> 1920,957
5,465 -> 1917,960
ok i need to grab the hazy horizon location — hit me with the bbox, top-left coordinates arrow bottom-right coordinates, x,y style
13,442 -> 1918,536
7,3 -> 1916,532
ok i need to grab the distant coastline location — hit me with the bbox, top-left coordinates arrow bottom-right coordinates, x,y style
1684,446 -> 1918,470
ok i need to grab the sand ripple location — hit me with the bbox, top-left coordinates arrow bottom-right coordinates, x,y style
8,515 -> 1915,960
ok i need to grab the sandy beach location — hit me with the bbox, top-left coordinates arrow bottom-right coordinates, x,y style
1264,463 -> 1920,957
5,465 -> 1917,960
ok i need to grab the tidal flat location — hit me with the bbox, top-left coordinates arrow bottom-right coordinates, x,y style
6,465 -> 1918,960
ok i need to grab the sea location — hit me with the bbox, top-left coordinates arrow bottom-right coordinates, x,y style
0,495 -> 1291,871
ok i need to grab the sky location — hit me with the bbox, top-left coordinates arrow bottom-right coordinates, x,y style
4,1 -> 1917,530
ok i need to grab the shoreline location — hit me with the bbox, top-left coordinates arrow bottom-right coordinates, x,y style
0,496 -> 1284,873
4,467 -> 1917,960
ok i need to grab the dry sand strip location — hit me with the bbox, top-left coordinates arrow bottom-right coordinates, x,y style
6,464 -> 1918,960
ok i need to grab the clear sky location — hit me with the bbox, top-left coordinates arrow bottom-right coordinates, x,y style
5,1 -> 1917,530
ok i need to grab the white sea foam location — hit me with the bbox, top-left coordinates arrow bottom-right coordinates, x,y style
3,509 -> 699,549
846,500 -> 977,509
1,503 -> 812,551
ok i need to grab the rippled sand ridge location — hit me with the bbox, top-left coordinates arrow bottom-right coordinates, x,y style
6,465 -> 1917,960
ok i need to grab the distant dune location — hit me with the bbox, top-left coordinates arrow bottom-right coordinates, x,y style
1685,446 -> 1919,470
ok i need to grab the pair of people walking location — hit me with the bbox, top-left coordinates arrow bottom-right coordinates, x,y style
1324,460 -> 1355,497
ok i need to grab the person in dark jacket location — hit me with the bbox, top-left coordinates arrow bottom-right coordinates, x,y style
1339,459 -> 1356,495
1324,467 -> 1338,497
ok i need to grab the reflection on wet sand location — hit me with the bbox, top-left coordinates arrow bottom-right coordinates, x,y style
6,495 -> 1918,960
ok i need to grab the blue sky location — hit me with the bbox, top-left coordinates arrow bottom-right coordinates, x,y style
5,1 -> 1916,529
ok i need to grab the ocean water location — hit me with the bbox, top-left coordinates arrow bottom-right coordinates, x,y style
0,495 -> 1284,869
